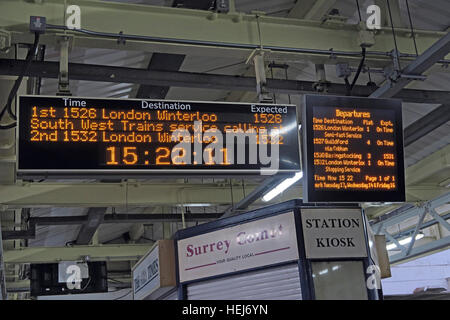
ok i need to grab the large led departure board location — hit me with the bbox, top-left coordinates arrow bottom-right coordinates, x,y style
302,95 -> 405,203
17,96 -> 300,178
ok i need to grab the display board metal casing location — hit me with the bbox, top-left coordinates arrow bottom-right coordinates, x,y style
17,96 -> 300,178
302,95 -> 405,203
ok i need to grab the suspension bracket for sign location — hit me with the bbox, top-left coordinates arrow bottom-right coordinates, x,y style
56,34 -> 72,96
246,49 -> 273,103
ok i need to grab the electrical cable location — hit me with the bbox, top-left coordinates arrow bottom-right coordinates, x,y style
270,62 -> 277,103
202,60 -> 246,73
405,0 -> 419,56
386,0 -> 402,69
79,276 -> 92,291
344,47 -> 366,96
0,32 -> 40,130
355,0 -> 362,22
344,77 -> 351,96
351,47 -> 367,91
284,66 -> 291,104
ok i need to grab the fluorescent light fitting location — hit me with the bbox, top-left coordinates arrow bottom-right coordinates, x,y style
262,171 -> 303,202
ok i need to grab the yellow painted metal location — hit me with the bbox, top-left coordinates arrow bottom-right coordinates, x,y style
0,181 -> 263,207
3,243 -> 153,264
0,0 -> 448,66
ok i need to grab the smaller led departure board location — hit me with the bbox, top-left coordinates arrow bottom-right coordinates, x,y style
302,95 -> 405,203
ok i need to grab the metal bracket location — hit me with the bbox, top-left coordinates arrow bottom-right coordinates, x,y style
0,30 -> 11,53
321,14 -> 347,26
313,64 -> 330,93
215,0 -> 229,13
384,49 -> 428,85
0,219 -> 7,300
246,49 -> 273,103
357,22 -> 375,48
56,34 -> 73,96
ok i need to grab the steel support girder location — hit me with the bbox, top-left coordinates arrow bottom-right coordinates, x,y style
372,192 -> 450,263
0,0 -> 448,66
0,182 -> 258,208
1,59 -> 449,105
135,0 -> 208,100
389,236 -> 450,264
372,192 -> 450,228
2,213 -> 221,240
404,104 -> 450,147
370,32 -> 450,98
32,213 -> 219,225
288,0 -> 337,20
383,230 -> 407,254
3,244 -> 153,264
365,143 -> 450,217
405,208 -> 427,255
75,207 -> 107,245
377,212 -> 450,240
0,218 -> 6,299
221,176 -> 285,218
428,209 -> 450,232
136,53 -> 186,98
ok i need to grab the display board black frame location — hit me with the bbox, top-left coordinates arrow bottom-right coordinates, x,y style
302,94 -> 405,203
30,262 -> 108,297
17,95 -> 301,178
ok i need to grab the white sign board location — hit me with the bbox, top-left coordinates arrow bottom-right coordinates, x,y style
133,244 -> 160,300
301,208 -> 367,259
178,212 -> 299,283
132,240 -> 176,300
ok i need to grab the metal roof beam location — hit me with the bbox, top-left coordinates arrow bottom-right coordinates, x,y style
2,213 -> 220,240
0,182 -> 262,208
0,219 -> 6,299
389,235 -> 450,264
404,104 -> 450,147
1,59 -> 449,105
288,0 -> 337,20
3,244 -> 153,264
372,192 -> 450,229
1,0 -> 448,66
370,32 -> 450,98
75,207 -> 107,245
135,53 -> 185,98
221,176 -> 285,218
134,0 -> 208,99
25,213 -> 218,225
